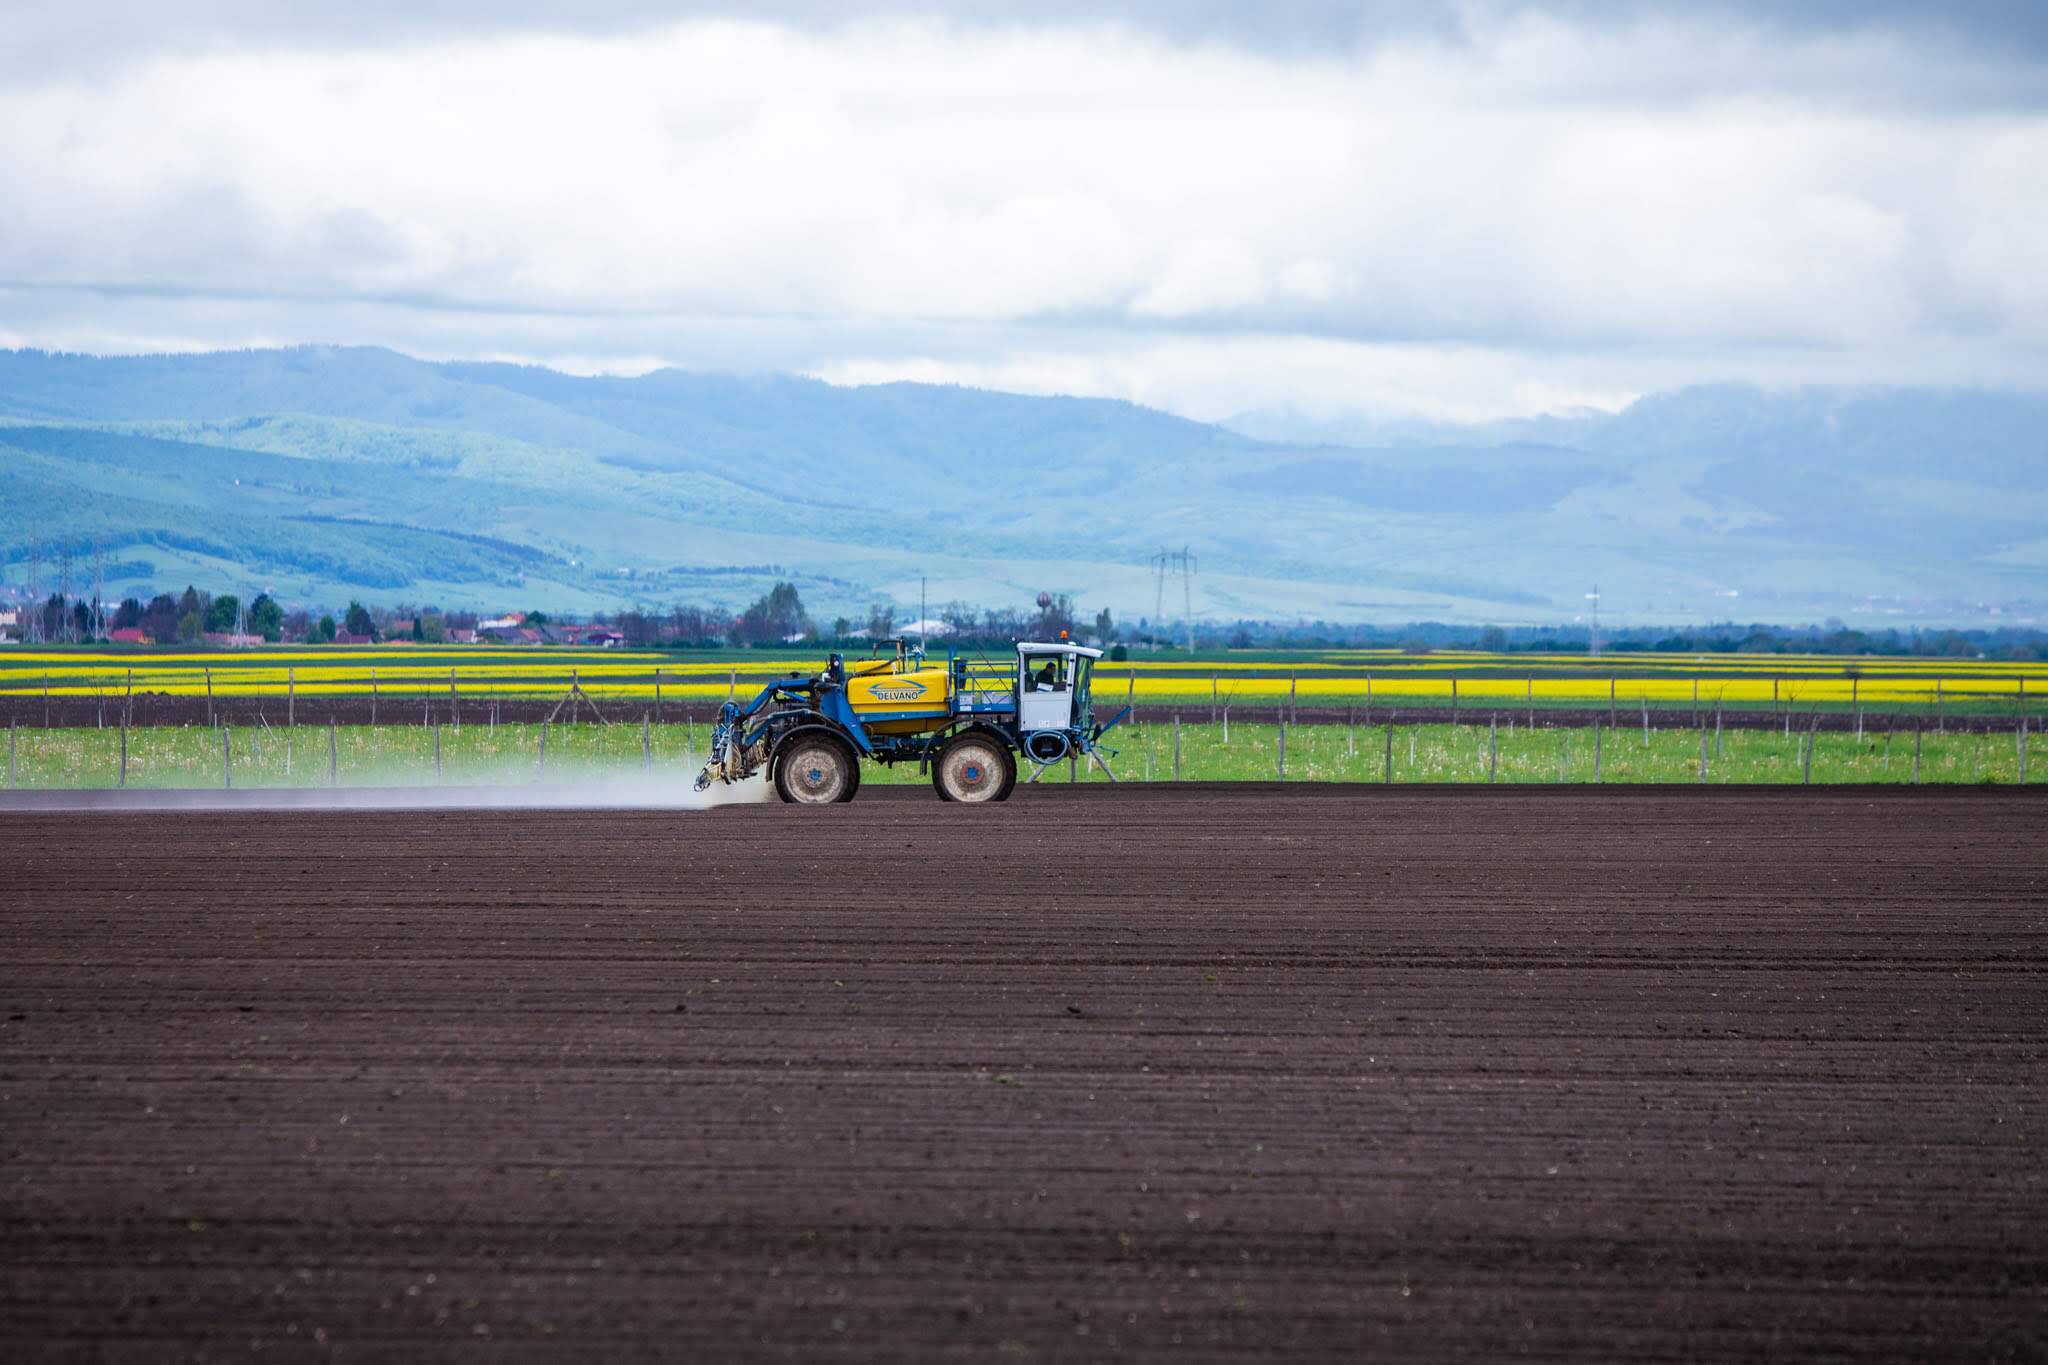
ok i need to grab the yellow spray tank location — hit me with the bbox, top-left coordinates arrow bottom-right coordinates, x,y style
843,653 -> 955,735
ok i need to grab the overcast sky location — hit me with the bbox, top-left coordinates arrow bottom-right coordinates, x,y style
1,1 -> 2042,421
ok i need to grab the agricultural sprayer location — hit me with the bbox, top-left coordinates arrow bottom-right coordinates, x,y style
695,638 -> 1129,802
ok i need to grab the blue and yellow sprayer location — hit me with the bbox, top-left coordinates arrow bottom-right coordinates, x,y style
694,638 -> 1130,802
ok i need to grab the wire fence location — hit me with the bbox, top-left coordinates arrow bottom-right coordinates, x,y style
0,714 -> 2034,791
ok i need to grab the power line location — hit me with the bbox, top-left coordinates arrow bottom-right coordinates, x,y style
1150,547 -> 1197,653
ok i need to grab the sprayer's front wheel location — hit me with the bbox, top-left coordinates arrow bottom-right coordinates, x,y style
774,736 -> 856,805
933,733 -> 1015,803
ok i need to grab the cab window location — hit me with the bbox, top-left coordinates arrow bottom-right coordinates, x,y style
1024,655 -> 1068,692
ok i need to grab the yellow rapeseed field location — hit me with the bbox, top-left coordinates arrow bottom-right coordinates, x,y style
2,647 -> 2041,712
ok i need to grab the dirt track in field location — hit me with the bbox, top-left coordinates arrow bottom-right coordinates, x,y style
3,787 -> 2043,1359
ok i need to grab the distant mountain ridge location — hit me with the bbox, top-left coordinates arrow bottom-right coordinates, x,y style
0,346 -> 2042,626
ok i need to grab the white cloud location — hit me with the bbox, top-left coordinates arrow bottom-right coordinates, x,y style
0,9 -> 2043,420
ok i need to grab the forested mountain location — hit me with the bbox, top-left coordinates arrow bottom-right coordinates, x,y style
1,347 -> 2041,626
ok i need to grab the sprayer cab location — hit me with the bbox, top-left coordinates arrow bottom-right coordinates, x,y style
692,638 -> 1128,804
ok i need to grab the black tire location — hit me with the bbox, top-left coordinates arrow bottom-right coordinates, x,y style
774,735 -> 856,805
933,733 -> 1015,804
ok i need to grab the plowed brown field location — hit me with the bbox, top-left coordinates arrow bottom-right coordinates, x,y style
2,787 -> 2043,1359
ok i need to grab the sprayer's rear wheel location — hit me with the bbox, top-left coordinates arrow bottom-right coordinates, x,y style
774,737 -> 855,805
933,733 -> 1015,803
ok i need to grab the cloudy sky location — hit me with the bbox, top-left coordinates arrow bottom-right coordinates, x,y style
1,1 -> 2043,421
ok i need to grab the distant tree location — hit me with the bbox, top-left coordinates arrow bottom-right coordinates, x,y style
865,602 -> 896,638
616,609 -> 655,648
940,601 -> 981,638
419,612 -> 447,644
71,600 -> 93,640
1479,625 -> 1507,652
316,614 -> 337,643
831,616 -> 852,641
1109,643 -> 1128,662
176,610 -> 203,643
1032,592 -> 1076,639
410,616 -> 425,642
178,586 -> 206,627
141,594 -> 179,642
735,582 -> 811,645
113,597 -> 143,630
525,609 -> 551,627
1094,607 -> 1114,643
248,594 -> 284,643
666,603 -> 720,646
205,594 -> 240,634
343,601 -> 374,637
967,607 -> 1026,644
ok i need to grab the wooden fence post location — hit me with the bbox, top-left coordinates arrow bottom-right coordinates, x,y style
125,668 -> 134,727
1608,678 -> 1616,728
1450,676 -> 1458,723
1276,721 -> 1285,780
1691,678 -> 1699,728
1289,672 -> 1298,724
1715,704 -> 1723,759
1936,678 -> 1943,732
205,667 -> 213,726
119,720 -> 127,788
288,667 -> 295,729
1699,729 -> 1708,784
1383,723 -> 1393,785
1211,675 -> 1218,724
1527,677 -> 1535,729
539,724 -> 548,777
1852,676 -> 1860,742
654,670 -> 663,724
1641,695 -> 1649,747
1364,674 -> 1372,726
2019,718 -> 2028,786
371,667 -> 378,726
1487,717 -> 1497,783
1803,724 -> 1813,785
728,670 -> 736,703
450,668 -> 460,733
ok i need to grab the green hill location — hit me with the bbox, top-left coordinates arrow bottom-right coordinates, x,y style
1,347 -> 2042,625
